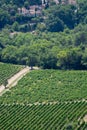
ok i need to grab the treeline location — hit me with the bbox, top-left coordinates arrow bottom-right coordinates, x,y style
0,24 -> 87,70
0,0 -> 87,70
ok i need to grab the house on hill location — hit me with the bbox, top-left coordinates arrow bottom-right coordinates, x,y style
18,5 -> 43,17
68,0 -> 76,5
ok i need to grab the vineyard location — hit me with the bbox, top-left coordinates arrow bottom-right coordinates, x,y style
0,70 -> 87,104
0,69 -> 87,129
0,62 -> 23,85
0,101 -> 87,130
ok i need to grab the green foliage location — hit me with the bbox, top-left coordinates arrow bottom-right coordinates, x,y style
0,25 -> 87,70
0,9 -> 10,28
0,0 -> 87,31
36,23 -> 46,32
1,46 -> 17,64
81,48 -> 87,68
0,101 -> 87,129
1,70 -> 87,103
0,1 -> 87,129
44,4 -> 77,32
57,48 -> 82,69
0,62 -> 23,85
24,1 -> 29,9
77,0 -> 87,23
12,21 -> 19,31
0,0 -> 42,29
46,16 -> 64,32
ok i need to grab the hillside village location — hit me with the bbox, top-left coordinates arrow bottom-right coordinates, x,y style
18,0 -> 76,17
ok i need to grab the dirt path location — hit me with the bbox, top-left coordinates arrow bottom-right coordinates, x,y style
0,66 -> 30,95
6,66 -> 30,88
0,85 -> 5,93
83,115 -> 87,123
0,66 -> 40,96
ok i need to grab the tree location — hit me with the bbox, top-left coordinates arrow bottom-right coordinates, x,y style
41,52 -> 58,69
44,4 -> 77,32
74,31 -> 87,46
57,48 -> 82,70
24,1 -> 29,9
46,16 -> 64,32
4,80 -> 8,89
36,23 -> 46,32
27,54 -> 38,69
1,46 -> 17,64
0,9 -> 10,28
12,21 -> 19,31
81,49 -> 87,69
77,0 -> 87,24
29,0 -> 42,5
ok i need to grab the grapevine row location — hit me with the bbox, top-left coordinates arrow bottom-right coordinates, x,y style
0,102 -> 87,130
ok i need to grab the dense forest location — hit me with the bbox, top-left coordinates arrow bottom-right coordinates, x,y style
0,0 -> 87,70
